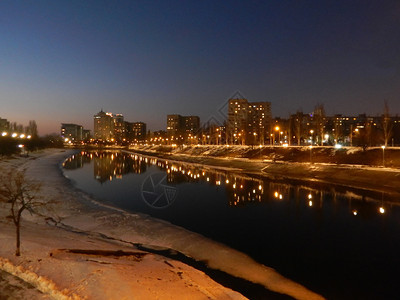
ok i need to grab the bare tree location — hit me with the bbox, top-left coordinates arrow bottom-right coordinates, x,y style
0,168 -> 42,256
382,100 -> 392,147
293,111 -> 303,146
16,124 -> 24,133
313,104 -> 326,146
333,119 -> 342,144
25,120 -> 39,138
365,119 -> 373,147
10,122 -> 17,132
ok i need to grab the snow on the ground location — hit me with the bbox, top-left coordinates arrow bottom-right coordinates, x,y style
0,269 -> 50,300
0,149 -> 324,300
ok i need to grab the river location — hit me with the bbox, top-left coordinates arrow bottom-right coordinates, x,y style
63,150 -> 400,299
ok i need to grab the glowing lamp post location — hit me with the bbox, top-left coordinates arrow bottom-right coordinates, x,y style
381,145 -> 385,167
18,144 -> 25,155
274,126 -> 280,145
309,130 -> 314,145
324,134 -> 329,145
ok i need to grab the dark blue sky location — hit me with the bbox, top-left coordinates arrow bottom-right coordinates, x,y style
1,0 -> 399,134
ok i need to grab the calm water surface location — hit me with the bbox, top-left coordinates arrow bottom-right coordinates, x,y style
63,151 -> 400,299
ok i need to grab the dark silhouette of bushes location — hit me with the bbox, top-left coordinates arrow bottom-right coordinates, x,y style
0,137 -> 19,156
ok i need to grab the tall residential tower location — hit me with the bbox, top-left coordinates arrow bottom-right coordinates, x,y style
94,110 -> 114,141
227,98 -> 271,145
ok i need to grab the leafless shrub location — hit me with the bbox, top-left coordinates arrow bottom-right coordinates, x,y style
0,168 -> 42,256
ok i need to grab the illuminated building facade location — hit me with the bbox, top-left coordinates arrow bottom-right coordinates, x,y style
167,114 -> 183,137
93,110 -> 115,141
113,114 -> 125,142
125,121 -> 147,142
132,122 -> 146,141
227,98 -> 271,145
184,116 -> 200,136
61,123 -> 83,141
249,102 -> 272,145
94,110 -> 147,143
167,114 -> 200,143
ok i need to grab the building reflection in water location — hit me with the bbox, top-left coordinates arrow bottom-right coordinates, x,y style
64,151 -> 147,184
64,151 -> 396,217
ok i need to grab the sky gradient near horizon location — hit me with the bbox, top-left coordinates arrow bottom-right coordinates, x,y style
1,0 -> 400,135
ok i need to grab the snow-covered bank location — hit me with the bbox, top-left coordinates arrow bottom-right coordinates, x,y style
0,149 -> 324,300
128,145 -> 400,196
0,150 -> 247,300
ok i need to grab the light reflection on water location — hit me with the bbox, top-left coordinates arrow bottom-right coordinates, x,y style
63,150 -> 400,299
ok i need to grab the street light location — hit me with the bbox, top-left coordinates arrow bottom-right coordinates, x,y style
324,133 -> 329,145
252,132 -> 257,148
274,126 -> 280,144
381,145 -> 385,167
309,130 -> 314,145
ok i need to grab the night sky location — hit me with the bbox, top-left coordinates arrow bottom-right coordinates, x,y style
1,0 -> 400,135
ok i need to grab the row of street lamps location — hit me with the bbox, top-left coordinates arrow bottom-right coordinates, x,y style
1,132 -> 32,139
273,126 -> 371,146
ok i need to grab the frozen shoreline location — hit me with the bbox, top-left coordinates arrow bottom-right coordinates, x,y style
126,146 -> 400,197
0,149 -> 323,300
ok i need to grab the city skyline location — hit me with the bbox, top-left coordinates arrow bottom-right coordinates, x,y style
1,1 -> 400,135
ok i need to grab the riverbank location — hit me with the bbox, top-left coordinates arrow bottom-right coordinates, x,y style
127,145 -> 400,196
0,149 -> 323,300
0,150 -> 247,300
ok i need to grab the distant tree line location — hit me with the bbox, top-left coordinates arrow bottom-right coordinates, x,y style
0,134 -> 64,156
4,120 -> 39,138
